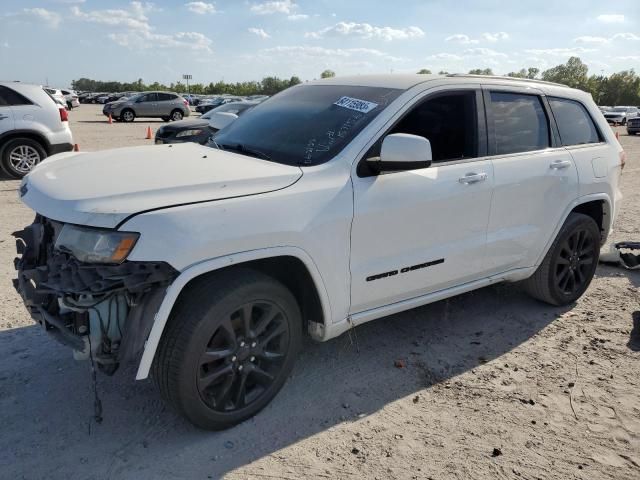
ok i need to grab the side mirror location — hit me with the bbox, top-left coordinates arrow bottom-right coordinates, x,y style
369,133 -> 432,173
208,111 -> 239,131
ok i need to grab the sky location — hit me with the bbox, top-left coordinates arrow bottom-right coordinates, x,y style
0,0 -> 639,88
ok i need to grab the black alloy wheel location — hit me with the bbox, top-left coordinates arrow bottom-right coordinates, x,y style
196,300 -> 289,412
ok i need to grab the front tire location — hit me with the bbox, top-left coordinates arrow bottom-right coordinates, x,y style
153,269 -> 302,430
121,109 -> 135,122
523,213 -> 600,306
1,138 -> 47,178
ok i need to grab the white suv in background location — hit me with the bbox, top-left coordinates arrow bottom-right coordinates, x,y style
13,75 -> 624,429
0,82 -> 73,178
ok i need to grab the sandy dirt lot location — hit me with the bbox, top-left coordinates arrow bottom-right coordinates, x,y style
0,105 -> 638,480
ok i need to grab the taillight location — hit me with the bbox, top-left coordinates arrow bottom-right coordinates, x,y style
620,150 -> 626,170
183,99 -> 188,107
59,107 -> 68,122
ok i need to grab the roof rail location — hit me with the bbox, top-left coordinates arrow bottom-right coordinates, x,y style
446,73 -> 567,88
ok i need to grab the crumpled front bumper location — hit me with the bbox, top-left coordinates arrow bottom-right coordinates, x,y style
12,216 -> 178,371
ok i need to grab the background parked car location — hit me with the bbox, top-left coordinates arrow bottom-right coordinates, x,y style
155,100 -> 259,145
627,116 -> 640,135
0,82 -> 73,178
603,106 -> 639,125
195,96 -> 244,114
60,89 -> 80,109
103,91 -> 191,122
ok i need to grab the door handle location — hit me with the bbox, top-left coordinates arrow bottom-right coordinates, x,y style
0,114 -> 8,120
550,159 -> 572,170
459,172 -> 488,185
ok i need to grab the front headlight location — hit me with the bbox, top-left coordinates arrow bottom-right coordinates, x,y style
54,225 -> 139,264
176,129 -> 203,138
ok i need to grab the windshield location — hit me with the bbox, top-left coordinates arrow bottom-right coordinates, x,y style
612,107 -> 629,112
211,85 -> 402,166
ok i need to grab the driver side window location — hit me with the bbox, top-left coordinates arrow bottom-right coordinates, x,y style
362,90 -> 480,173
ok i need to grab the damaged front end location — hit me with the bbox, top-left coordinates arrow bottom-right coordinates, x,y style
13,216 -> 177,375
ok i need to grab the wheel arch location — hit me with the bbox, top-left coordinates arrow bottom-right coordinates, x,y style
135,247 -> 332,380
534,193 -> 612,268
0,130 -> 51,155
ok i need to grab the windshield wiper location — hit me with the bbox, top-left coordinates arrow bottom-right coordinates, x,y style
217,143 -> 271,161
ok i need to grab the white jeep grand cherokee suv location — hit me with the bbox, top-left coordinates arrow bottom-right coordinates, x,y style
13,75 -> 624,429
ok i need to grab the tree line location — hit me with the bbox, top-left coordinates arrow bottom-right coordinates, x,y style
417,57 -> 640,106
71,75 -> 303,96
72,59 -> 639,105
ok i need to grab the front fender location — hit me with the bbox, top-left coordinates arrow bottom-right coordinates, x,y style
135,246 -> 332,380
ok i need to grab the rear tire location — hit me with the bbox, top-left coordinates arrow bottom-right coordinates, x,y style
1,138 -> 47,179
523,213 -> 600,306
121,109 -> 135,122
161,116 -> 170,122
170,109 -> 184,121
153,268 -> 302,430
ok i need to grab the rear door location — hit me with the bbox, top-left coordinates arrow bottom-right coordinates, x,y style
483,86 -> 578,273
0,86 -> 16,136
156,93 -> 176,116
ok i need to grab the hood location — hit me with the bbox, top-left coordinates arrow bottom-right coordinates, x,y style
158,118 -> 209,132
21,143 -> 303,228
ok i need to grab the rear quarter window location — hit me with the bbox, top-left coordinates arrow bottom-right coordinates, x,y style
549,97 -> 601,146
0,86 -> 33,106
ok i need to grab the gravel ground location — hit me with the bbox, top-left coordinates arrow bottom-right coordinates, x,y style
0,105 -> 638,480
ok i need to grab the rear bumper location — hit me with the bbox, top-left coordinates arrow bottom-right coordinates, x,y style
49,142 -> 73,155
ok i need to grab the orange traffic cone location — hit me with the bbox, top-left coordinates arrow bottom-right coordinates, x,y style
145,126 -> 152,139
108,113 -> 113,124
73,144 -> 80,152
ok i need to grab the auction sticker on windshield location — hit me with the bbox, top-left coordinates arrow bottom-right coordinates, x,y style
334,96 -> 378,114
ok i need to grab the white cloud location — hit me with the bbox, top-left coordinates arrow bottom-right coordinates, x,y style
22,8 -> 62,28
596,14 -> 624,23
108,31 -> 212,52
445,34 -> 478,45
615,55 -> 640,61
71,3 -> 152,31
427,53 -> 463,61
1,41 -> 8,48
482,32 -> 509,42
464,47 -> 508,58
250,1 -> 297,15
72,2 -> 212,53
259,45 -> 403,62
612,32 -> 640,41
574,36 -> 610,44
287,14 -> 308,21
306,22 -> 425,41
185,2 -> 216,14
524,47 -> 596,57
248,27 -> 270,39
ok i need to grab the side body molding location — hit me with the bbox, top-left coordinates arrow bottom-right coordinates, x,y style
135,246 -> 333,380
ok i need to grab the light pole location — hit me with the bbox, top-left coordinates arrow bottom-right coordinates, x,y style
182,74 -> 192,98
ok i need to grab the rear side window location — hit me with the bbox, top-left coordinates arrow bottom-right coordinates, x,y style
157,93 -> 177,101
0,86 -> 33,106
489,92 -> 549,155
549,97 -> 600,146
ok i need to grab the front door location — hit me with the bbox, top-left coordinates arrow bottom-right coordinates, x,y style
349,88 -> 494,314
